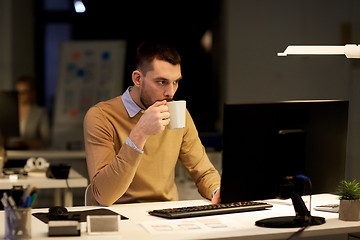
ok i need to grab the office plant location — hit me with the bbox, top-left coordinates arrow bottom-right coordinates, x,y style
337,180 -> 360,221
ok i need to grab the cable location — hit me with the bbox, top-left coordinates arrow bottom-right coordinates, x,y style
65,178 -> 71,190
308,180 -> 313,215
285,222 -> 310,240
285,207 -> 312,240
286,176 -> 313,240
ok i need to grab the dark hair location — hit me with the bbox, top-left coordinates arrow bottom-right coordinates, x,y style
135,41 -> 181,74
16,75 -> 35,90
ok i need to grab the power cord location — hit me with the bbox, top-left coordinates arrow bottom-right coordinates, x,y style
286,177 -> 313,240
285,216 -> 311,240
65,178 -> 71,190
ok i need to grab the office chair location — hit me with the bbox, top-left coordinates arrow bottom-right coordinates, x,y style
84,184 -> 99,206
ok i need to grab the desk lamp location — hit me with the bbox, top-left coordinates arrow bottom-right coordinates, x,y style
277,44 -> 360,58
256,44 -> 358,228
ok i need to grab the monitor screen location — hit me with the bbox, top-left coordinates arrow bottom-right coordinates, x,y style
220,100 -> 349,204
0,91 -> 20,149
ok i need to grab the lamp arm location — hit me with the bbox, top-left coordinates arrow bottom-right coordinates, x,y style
278,44 -> 360,58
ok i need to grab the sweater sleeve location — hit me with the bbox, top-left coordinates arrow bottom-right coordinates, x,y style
83,105 -> 143,206
179,110 -> 221,200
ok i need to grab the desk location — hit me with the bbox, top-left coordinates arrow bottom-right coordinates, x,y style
0,169 -> 88,207
5,149 -> 89,191
6,150 -> 86,160
0,194 -> 358,240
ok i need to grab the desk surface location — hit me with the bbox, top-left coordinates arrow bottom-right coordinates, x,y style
0,168 -> 88,189
0,194 -> 357,240
7,150 -> 86,160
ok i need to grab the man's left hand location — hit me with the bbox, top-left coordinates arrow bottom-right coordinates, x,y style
211,188 -> 220,204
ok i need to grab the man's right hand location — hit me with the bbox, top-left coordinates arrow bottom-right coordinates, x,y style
128,100 -> 170,150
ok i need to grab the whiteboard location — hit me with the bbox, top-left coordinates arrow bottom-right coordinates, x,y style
52,40 -> 126,149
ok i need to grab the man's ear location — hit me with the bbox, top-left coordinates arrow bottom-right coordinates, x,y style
132,70 -> 142,87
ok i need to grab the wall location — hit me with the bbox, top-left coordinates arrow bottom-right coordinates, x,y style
0,0 -> 34,90
346,0 -> 360,182
222,0 -> 360,181
0,0 -> 13,90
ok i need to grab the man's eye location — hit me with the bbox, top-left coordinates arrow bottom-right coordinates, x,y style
173,80 -> 178,85
159,81 -> 166,85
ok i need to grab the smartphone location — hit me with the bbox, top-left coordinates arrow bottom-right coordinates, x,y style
313,204 -> 339,213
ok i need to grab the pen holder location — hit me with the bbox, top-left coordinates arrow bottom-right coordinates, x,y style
5,207 -> 31,239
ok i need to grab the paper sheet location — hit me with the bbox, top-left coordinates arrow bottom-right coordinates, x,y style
141,216 -> 243,234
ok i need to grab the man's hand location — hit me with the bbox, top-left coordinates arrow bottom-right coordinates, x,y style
139,100 -> 170,135
212,188 -> 221,204
129,100 -> 170,150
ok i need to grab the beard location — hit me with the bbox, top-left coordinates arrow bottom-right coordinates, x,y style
140,94 -> 152,109
139,80 -> 174,109
139,79 -> 154,109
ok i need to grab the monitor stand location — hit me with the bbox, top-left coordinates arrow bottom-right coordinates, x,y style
255,193 -> 325,228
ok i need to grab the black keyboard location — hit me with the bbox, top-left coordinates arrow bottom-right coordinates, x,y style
148,201 -> 273,219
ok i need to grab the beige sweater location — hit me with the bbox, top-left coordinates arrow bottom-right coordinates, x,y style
83,96 -> 221,206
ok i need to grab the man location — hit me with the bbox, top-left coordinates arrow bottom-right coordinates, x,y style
84,41 -> 221,206
15,76 -> 50,149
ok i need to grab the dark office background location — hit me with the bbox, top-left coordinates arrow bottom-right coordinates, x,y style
1,0 -> 360,182
33,0 -> 222,136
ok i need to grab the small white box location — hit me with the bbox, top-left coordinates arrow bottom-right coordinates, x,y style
87,215 -> 121,234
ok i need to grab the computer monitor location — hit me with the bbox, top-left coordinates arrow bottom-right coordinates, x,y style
0,91 -> 20,149
220,100 -> 348,227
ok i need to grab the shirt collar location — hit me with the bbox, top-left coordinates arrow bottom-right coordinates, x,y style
122,87 -> 143,118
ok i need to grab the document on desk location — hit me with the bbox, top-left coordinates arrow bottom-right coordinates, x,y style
141,216 -> 242,234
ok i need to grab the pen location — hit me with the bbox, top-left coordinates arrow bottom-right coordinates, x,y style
29,193 -> 37,207
21,184 -> 37,206
23,195 -> 32,208
7,195 -> 21,219
1,197 -> 9,208
21,185 -> 31,204
8,196 -> 17,210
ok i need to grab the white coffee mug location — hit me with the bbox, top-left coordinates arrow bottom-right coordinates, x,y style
166,100 -> 186,129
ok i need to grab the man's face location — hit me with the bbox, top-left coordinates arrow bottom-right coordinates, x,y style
139,59 -> 182,109
16,82 -> 32,105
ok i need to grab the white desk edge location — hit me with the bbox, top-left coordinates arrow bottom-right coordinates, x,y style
1,193 -> 358,240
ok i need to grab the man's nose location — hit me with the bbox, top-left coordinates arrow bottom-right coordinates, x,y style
164,84 -> 175,99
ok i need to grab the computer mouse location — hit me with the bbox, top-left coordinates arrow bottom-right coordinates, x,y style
48,206 -> 69,220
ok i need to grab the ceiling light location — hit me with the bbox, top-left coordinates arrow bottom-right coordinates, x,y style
74,0 -> 86,13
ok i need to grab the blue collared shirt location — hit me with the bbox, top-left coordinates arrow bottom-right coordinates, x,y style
122,87 -> 144,153
122,87 -> 143,117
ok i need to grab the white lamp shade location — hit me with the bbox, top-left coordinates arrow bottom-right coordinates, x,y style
278,44 -> 360,58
